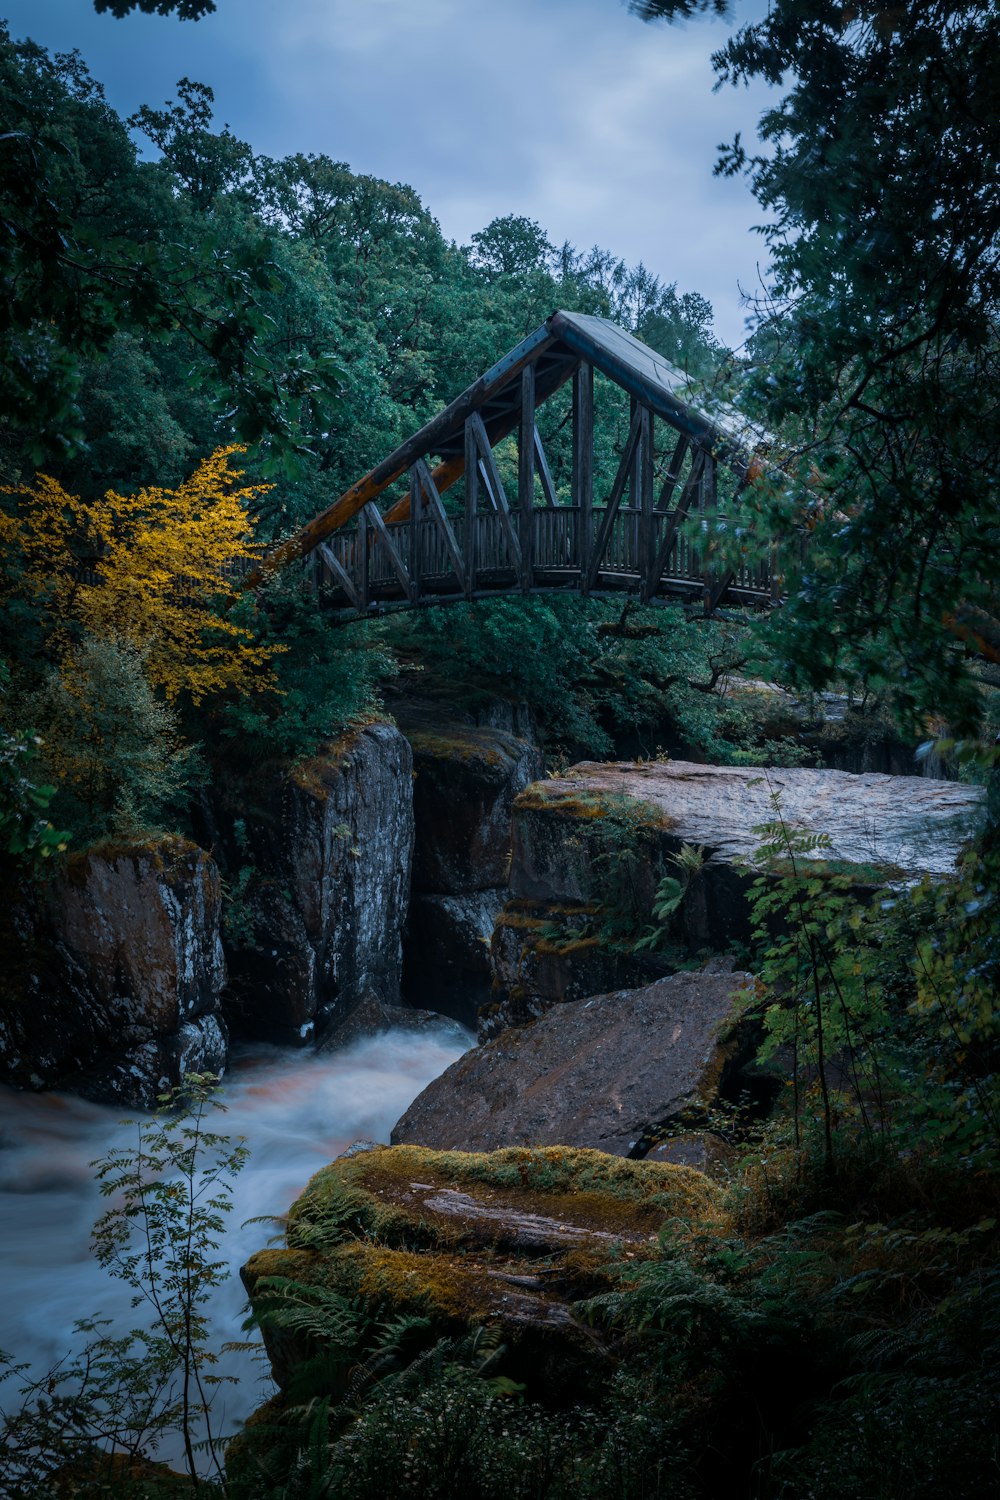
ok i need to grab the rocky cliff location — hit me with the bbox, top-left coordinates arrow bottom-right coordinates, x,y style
0,836 -> 227,1106
485,759 -> 984,1032
217,722 -> 415,1046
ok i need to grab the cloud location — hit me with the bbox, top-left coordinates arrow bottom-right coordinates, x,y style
4,0 -> 776,345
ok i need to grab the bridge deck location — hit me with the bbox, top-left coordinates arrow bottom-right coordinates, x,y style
315,502 -> 774,616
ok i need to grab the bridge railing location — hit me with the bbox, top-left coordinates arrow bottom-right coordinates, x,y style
313,502 -> 774,612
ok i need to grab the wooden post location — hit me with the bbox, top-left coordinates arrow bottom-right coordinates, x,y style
638,406 -> 654,602
464,417 -> 479,598
701,453 -> 717,608
649,446 -> 707,591
573,362 -> 594,585
359,507 -> 369,611
518,363 -> 536,593
628,394 -> 640,509
409,466 -> 422,604
534,424 -> 558,507
585,403 -> 642,594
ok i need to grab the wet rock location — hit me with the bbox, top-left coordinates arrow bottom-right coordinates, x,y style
0,837 -> 228,1107
403,721 -> 543,894
511,759 -> 983,955
216,723 -> 414,1046
482,898 -> 661,1040
318,990 -> 464,1051
404,888 -> 509,1026
392,969 -> 752,1156
242,1142 -> 721,1400
647,1133 -> 733,1174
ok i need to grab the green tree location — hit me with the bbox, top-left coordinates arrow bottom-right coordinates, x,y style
632,0 -> 1000,736
95,0 -> 216,16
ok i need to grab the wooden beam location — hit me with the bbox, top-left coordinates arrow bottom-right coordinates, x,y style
628,395 -> 640,508
573,362 -> 594,581
649,446 -> 707,589
382,454 -> 464,527
464,417 -> 478,598
585,403 -> 642,593
415,457 -> 465,587
317,541 -> 362,610
637,406 -> 655,603
358,505 -> 369,611
254,325 -> 559,578
366,501 -> 414,600
409,466 -> 423,604
518,363 -> 536,593
656,434 -> 690,510
469,412 -> 522,572
533,424 -> 558,508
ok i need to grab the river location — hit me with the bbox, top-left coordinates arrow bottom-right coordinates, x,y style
0,1024 -> 470,1460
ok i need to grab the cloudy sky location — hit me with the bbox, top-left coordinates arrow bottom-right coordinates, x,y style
4,0 -> 775,348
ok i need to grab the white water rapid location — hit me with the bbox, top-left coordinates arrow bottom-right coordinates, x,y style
0,1024 -> 470,1459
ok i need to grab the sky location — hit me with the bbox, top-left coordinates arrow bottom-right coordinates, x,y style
3,0 -> 776,349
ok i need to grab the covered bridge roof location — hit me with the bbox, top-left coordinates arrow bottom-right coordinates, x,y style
411,309 -> 762,469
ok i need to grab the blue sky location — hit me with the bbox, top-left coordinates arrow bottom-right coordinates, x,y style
3,0 -> 775,348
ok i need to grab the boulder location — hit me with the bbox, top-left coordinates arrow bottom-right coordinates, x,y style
511,759 -> 983,955
403,888 -> 509,1026
242,1142 -> 721,1401
0,836 -> 228,1107
216,723 -> 414,1046
391,968 -> 753,1156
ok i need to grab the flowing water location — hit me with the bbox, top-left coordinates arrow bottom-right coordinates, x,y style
0,1024 -> 470,1457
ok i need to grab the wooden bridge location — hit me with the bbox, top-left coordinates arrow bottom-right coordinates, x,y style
266,311 -> 776,616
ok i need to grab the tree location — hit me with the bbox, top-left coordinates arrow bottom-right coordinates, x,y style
1,446 -> 279,705
0,29 -> 342,476
94,0 -> 216,17
632,0 -> 1000,735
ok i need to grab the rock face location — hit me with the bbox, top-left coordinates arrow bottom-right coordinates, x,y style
406,721 -> 542,894
242,1142 -> 721,1400
511,760 -> 982,949
218,723 -> 414,1046
404,888 -> 510,1025
396,698 -> 543,1025
392,969 -> 753,1156
483,898 -> 662,1039
0,837 -> 227,1106
723,678 -> 954,777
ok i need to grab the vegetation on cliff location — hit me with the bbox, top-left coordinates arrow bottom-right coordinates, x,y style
1,0 -> 999,1494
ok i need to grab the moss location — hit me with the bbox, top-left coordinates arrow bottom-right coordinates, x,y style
289,725 -> 365,800
496,901 -> 597,935
515,784 -> 675,835
67,833 -> 200,883
287,1144 -> 724,1254
514,786 -> 613,819
408,727 -> 509,769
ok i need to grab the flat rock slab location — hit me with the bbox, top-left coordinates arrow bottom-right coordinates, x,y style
515,760 -> 982,896
392,969 -> 751,1156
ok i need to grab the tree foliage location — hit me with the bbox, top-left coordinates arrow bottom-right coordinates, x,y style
706,1 -> 999,734
94,0 -> 217,21
2,447 -> 278,705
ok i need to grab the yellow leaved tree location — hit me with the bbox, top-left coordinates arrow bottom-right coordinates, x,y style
2,446 -> 279,704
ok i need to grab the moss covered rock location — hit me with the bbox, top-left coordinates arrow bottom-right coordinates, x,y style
242,1142 -> 722,1401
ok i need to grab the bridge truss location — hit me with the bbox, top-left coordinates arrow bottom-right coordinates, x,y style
264,311 -> 776,616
